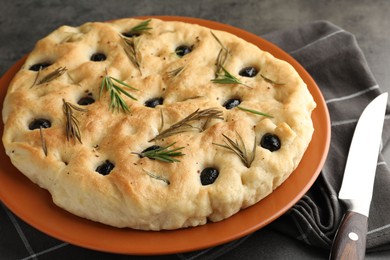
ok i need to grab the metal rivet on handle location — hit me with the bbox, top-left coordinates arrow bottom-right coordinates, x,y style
348,232 -> 359,241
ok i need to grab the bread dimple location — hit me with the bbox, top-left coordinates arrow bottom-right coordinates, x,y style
2,18 -> 316,230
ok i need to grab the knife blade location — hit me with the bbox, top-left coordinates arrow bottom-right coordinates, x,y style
330,92 -> 388,260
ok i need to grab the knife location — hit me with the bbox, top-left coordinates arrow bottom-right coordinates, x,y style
330,92 -> 388,260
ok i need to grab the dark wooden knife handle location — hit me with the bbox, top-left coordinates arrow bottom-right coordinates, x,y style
330,211 -> 368,260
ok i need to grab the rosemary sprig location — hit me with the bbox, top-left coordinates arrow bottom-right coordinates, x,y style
62,99 -> 87,143
167,66 -> 185,78
211,67 -> 251,88
99,71 -> 138,113
213,133 -> 256,168
150,108 -> 224,141
31,67 -> 67,87
39,126 -> 48,156
38,67 -> 67,85
142,169 -> 170,185
211,31 -> 229,77
126,19 -> 152,36
121,19 -> 151,73
133,142 -> 185,163
121,36 -> 142,74
237,106 -> 273,118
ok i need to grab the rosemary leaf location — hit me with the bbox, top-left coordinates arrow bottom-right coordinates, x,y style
150,108 -> 224,141
37,67 -> 67,85
31,67 -> 67,88
30,67 -> 42,87
180,96 -> 204,102
211,67 -> 252,88
142,169 -> 170,185
159,108 -> 165,132
237,106 -> 273,118
134,142 -> 185,163
62,99 -> 87,143
260,74 -> 286,85
250,135 -> 257,167
215,47 -> 229,78
126,19 -> 152,36
211,31 -> 227,51
213,133 -> 256,168
122,36 -> 142,74
100,71 -> 138,113
39,126 -> 48,156
167,66 -> 185,78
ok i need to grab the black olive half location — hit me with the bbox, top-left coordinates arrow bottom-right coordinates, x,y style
175,45 -> 192,57
29,63 -> 51,71
122,31 -> 141,38
28,118 -> 51,130
239,67 -> 258,78
144,97 -> 164,108
223,98 -> 241,109
260,133 -> 281,152
95,160 -> 115,175
200,167 -> 219,185
78,96 -> 95,106
90,53 -> 107,62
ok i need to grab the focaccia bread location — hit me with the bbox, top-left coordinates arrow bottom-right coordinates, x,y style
2,18 -> 316,230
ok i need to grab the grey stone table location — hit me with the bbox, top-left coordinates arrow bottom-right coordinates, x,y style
1,0 -> 389,259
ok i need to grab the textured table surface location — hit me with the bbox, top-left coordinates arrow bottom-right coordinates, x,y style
1,0 -> 389,94
1,0 -> 389,259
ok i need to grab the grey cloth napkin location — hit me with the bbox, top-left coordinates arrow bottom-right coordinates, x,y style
181,20 -> 390,259
265,20 -> 390,252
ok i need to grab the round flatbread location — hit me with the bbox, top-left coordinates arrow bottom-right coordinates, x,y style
2,18 -> 316,230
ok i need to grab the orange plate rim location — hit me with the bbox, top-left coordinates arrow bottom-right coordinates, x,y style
0,16 -> 330,255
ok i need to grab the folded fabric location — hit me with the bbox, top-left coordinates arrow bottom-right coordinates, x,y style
265,20 -> 390,252
181,20 -> 390,259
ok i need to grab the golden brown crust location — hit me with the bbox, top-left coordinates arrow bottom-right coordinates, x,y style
2,18 -> 315,230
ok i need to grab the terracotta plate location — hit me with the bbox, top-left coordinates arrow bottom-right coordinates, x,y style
0,16 -> 330,255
